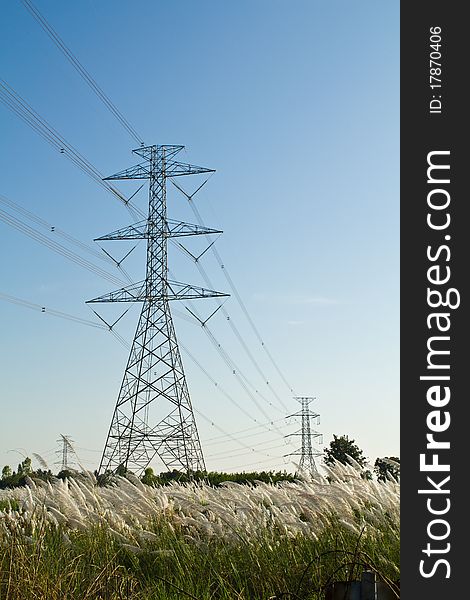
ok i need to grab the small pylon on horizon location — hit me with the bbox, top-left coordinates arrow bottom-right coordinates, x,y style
285,396 -> 322,476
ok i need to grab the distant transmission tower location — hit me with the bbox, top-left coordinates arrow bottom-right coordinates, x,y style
88,145 -> 227,476
56,434 -> 75,471
285,396 -> 322,475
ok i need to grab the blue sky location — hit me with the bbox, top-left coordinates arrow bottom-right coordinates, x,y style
0,0 -> 399,473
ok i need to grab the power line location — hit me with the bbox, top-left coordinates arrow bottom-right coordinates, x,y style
0,193 -> 115,266
214,247 -> 296,393
181,297 -> 286,422
179,340 -> 282,436
171,179 -> 297,396
180,311 -> 286,437
205,428 -> 288,448
0,291 -> 107,330
203,417 -> 287,444
0,193 -> 136,286
0,205 -> 127,287
209,438 -> 292,460
189,313 -> 290,437
19,0 -> 144,145
193,410 -> 289,460
0,79 -> 143,220
172,239 -> 289,412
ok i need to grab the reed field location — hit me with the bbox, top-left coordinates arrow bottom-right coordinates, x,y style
0,463 -> 399,599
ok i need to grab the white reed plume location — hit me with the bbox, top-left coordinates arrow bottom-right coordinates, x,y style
0,462 -> 399,548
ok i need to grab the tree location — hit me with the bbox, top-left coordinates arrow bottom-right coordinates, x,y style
2,465 -> 12,480
324,435 -> 367,468
57,469 -> 76,480
141,467 -> 157,486
374,456 -> 400,482
115,463 -> 128,477
18,457 -> 32,477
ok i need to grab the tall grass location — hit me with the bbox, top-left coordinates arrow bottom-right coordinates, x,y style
0,463 -> 399,599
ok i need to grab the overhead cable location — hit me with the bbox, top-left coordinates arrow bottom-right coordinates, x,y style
20,0 -> 144,145
0,205 -> 127,287
182,297 -> 286,426
172,238 -> 289,412
0,79 -> 143,220
0,291 -> 107,330
171,179 -> 297,396
0,193 -> 114,266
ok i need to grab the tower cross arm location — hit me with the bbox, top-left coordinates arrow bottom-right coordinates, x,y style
95,220 -> 148,241
166,280 -> 229,300
166,219 -> 222,237
103,160 -> 214,181
87,282 -> 145,303
165,160 -> 215,178
87,280 -> 229,303
95,219 -> 222,241
103,162 -> 151,180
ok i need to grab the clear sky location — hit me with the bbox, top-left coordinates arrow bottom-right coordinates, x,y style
0,0 -> 399,474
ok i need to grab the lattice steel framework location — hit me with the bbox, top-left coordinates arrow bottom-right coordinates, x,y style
285,396 -> 322,475
56,434 -> 75,472
88,145 -> 227,475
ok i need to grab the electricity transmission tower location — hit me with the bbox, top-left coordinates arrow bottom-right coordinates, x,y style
88,145 -> 227,476
285,397 -> 322,475
56,434 -> 75,471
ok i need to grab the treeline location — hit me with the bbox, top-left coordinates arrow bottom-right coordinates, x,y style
0,458 -> 297,490
0,458 -> 69,490
136,467 -> 297,487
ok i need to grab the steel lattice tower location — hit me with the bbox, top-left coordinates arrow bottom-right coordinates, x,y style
56,435 -> 75,471
285,396 -> 322,475
88,145 -> 228,475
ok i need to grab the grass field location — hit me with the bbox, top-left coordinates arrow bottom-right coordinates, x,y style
0,463 -> 399,599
